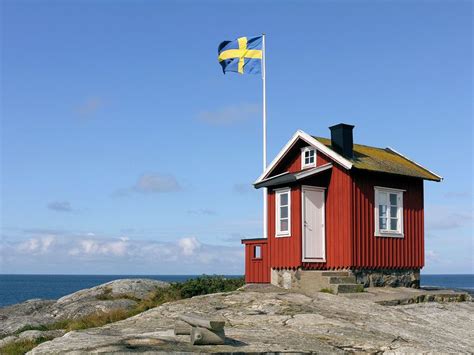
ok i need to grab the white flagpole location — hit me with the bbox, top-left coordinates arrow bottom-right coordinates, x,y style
262,33 -> 268,239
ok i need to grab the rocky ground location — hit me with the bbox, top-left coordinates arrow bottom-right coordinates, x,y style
0,279 -> 168,341
1,280 -> 472,353
11,283 -> 472,353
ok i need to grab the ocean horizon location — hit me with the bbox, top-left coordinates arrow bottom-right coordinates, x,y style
0,273 -> 472,308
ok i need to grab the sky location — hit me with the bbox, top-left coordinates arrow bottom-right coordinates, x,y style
1,0 -> 472,275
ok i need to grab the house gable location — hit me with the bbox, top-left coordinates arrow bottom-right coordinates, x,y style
255,130 -> 352,184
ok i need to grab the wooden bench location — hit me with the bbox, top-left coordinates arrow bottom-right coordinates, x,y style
174,314 -> 226,345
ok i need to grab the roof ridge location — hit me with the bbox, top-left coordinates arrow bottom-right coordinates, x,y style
312,136 -> 389,151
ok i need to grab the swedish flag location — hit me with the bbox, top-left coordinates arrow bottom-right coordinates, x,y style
218,36 -> 263,75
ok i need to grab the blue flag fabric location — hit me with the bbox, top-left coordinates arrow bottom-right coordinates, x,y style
218,36 -> 263,75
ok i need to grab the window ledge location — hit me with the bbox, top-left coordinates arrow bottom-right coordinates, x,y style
375,232 -> 404,238
275,234 -> 291,238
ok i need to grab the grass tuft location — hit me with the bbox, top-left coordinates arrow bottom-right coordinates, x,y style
0,337 -> 54,355
319,288 -> 334,294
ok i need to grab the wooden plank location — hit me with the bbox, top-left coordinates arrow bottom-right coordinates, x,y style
190,326 -> 225,345
174,321 -> 191,335
180,314 -> 225,331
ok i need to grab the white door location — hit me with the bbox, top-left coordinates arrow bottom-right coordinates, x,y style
302,187 -> 325,262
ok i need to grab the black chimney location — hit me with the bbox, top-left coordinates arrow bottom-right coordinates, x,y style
329,123 -> 354,159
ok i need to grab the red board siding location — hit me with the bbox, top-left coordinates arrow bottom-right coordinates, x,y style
242,239 -> 270,283
302,163 -> 352,270
268,186 -> 302,268
351,171 -> 424,269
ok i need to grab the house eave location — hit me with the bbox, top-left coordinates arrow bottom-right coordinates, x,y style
254,163 -> 333,189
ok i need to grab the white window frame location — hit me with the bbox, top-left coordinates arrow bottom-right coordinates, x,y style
374,186 -> 404,238
301,147 -> 317,169
275,187 -> 291,237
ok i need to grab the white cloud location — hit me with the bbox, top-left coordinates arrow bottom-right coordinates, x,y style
178,237 -> 201,256
17,235 -> 56,254
1,232 -> 243,274
198,103 -> 259,125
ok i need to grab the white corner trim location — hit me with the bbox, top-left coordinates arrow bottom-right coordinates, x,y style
254,130 -> 353,184
386,146 -> 443,181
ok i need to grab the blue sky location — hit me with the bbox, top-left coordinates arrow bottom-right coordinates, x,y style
1,0 -> 472,274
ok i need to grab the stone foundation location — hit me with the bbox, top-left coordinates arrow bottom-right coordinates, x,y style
271,268 -> 303,290
271,268 -> 421,291
352,269 -> 420,288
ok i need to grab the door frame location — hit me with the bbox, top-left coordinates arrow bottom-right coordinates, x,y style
301,185 -> 326,263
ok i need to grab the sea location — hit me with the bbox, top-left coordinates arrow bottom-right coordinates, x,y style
0,274 -> 472,308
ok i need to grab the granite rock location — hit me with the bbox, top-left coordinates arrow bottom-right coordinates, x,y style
0,279 -> 169,338
29,288 -> 474,354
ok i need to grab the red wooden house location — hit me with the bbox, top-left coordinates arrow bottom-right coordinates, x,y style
242,124 -> 441,292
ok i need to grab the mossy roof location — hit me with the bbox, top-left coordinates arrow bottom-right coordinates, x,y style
313,137 -> 441,181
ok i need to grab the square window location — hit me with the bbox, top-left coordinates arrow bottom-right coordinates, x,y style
375,187 -> 404,237
301,147 -> 316,168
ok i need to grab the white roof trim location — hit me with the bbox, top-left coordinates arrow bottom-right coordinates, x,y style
386,147 -> 443,181
295,163 -> 333,180
255,130 -> 352,184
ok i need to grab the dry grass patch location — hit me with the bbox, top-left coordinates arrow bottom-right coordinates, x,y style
0,337 -> 54,355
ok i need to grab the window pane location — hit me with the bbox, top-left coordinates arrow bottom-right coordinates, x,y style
305,157 -> 310,164
280,206 -> 288,218
390,206 -> 398,219
305,151 -> 310,158
390,193 -> 397,206
379,205 -> 387,218
379,217 -> 387,229
280,193 -> 288,205
390,218 -> 398,231
378,192 -> 387,205
254,245 -> 261,258
280,219 -> 289,232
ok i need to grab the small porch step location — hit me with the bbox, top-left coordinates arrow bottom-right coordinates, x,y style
320,271 -> 350,277
328,276 -> 357,284
330,283 -> 364,294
